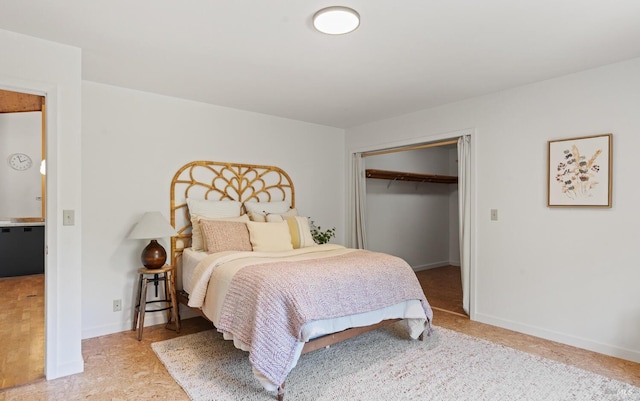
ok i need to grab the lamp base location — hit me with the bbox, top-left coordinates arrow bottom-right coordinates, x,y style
141,239 -> 167,269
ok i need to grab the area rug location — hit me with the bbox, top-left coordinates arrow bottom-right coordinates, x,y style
151,324 -> 639,401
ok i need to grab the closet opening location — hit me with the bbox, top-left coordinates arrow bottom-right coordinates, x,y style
352,135 -> 471,318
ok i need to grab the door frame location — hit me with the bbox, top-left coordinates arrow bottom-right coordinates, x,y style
0,79 -> 78,379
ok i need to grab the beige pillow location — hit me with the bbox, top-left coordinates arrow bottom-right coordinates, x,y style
246,221 -> 294,252
285,216 -> 317,248
193,215 -> 249,251
199,220 -> 252,253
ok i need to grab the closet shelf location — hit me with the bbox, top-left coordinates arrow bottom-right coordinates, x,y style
365,169 -> 458,184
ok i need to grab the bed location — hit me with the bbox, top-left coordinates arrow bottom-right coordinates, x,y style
169,160 -> 433,400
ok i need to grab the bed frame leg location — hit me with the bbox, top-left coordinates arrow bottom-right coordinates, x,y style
419,326 -> 431,341
277,382 -> 285,401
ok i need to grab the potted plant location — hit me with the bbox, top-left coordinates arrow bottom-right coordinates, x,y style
310,221 -> 336,244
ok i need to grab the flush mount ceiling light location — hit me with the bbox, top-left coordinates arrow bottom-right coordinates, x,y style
313,6 -> 360,35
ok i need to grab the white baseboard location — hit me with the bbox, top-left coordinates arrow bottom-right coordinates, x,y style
412,260 -> 458,272
475,312 -> 640,364
82,320 -> 128,339
82,305 -> 204,339
46,359 -> 84,380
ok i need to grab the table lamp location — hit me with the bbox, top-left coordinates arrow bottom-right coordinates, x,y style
128,211 -> 177,269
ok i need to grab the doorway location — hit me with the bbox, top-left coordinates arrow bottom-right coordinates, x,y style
0,89 -> 46,388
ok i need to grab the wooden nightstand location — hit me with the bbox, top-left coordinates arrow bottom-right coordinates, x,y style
132,265 -> 180,340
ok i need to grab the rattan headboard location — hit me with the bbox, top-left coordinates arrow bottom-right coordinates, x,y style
169,160 -> 295,268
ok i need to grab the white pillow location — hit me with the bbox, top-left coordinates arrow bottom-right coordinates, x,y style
186,199 -> 242,251
243,200 -> 291,214
187,198 -> 242,218
246,221 -> 294,252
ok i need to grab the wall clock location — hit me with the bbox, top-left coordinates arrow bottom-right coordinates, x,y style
8,153 -> 33,171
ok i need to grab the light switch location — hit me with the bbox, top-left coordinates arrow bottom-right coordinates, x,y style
490,209 -> 498,221
63,210 -> 75,226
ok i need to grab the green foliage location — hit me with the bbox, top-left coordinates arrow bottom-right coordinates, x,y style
310,221 -> 336,244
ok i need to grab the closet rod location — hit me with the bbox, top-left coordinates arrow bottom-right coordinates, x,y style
362,138 -> 458,158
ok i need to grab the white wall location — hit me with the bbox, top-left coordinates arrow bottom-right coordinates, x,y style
0,112 -> 42,218
80,81 -> 345,338
0,29 -> 83,378
364,147 -> 458,269
346,57 -> 640,363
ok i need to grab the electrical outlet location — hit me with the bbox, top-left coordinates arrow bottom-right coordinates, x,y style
490,209 -> 498,221
113,299 -> 122,312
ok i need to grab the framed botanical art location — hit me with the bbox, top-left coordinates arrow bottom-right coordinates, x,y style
548,133 -> 612,207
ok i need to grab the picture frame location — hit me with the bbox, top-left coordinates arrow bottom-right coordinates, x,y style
547,133 -> 612,208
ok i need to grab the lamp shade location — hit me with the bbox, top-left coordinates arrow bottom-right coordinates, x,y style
128,212 -> 177,240
129,212 -> 177,269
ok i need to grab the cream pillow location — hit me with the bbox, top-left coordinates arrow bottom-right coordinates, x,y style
246,221 -> 294,252
285,216 -> 317,248
199,220 -> 252,253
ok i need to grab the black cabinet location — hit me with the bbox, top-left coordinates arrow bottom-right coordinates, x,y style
0,225 -> 45,277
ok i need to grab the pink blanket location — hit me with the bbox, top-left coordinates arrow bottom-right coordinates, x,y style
216,249 -> 432,387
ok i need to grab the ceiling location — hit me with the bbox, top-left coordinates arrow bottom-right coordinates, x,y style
1,1 -> 639,128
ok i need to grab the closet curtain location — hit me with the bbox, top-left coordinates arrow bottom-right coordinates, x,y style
458,135 -> 471,315
352,153 -> 368,249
